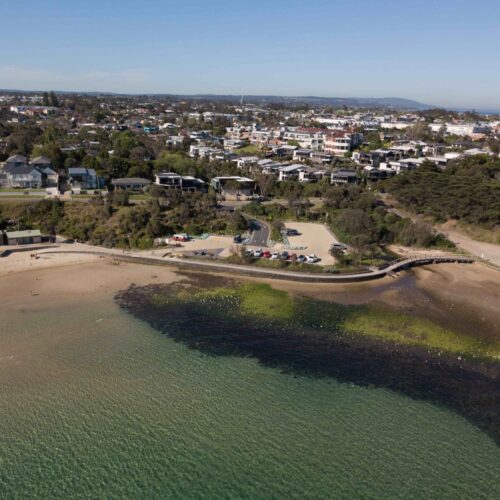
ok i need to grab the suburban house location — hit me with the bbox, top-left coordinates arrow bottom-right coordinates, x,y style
298,167 -> 327,183
310,151 -> 334,165
270,144 -> 297,157
2,229 -> 43,246
5,154 -> 28,168
331,169 -> 358,185
31,156 -> 59,187
111,177 -> 152,191
67,167 -> 99,191
2,164 -> 44,188
278,164 -> 306,182
363,166 -> 394,182
189,145 -> 223,158
282,127 -> 325,150
324,132 -> 363,156
154,172 -> 205,192
234,156 -> 259,170
293,149 -> 313,162
165,135 -> 186,148
210,176 -> 256,200
223,138 -> 249,151
428,122 -> 491,137
0,154 -> 60,188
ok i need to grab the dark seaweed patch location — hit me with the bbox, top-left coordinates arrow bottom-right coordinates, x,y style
115,280 -> 500,445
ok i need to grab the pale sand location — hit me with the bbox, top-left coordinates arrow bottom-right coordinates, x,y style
0,260 -> 181,313
441,228 -> 500,267
167,235 -> 236,258
0,250 -> 101,277
1,241 -> 498,339
278,221 -> 338,264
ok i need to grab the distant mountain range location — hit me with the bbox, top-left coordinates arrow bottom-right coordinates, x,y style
161,94 -> 433,110
0,89 -> 433,110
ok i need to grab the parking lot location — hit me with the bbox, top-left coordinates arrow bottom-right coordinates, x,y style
160,222 -> 341,265
163,235 -> 236,258
277,222 -> 340,265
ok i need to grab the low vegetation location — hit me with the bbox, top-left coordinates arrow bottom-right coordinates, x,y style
0,191 -> 249,248
384,157 -> 500,229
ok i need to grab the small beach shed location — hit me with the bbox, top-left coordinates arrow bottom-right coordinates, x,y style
4,229 -> 43,245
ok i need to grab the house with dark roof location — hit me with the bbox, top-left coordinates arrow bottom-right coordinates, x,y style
2,164 -> 44,188
30,156 -> 52,167
111,177 -> 152,191
210,176 -> 256,200
154,172 -> 205,192
31,157 -> 59,187
68,167 -> 98,191
5,154 -> 28,168
330,169 -> 358,185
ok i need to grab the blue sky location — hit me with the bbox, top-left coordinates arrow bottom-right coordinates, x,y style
1,0 -> 499,109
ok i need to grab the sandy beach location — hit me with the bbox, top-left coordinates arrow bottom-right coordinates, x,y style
1,244 -> 499,341
0,258 -> 181,313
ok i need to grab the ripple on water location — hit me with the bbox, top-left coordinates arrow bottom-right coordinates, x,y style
0,300 -> 499,498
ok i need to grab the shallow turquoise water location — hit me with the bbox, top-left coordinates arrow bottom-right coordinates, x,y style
0,300 -> 499,499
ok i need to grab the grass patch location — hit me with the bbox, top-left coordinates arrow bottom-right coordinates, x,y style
343,307 -> 500,359
234,144 -> 263,155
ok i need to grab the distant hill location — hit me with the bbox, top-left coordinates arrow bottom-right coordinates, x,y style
169,95 -> 433,110
0,89 -> 432,110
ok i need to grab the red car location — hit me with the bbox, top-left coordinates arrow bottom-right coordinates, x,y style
262,250 -> 271,258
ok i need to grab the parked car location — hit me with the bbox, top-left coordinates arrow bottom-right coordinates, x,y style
289,253 -> 298,262
270,252 -> 280,260
262,250 -> 271,258
306,254 -> 319,263
280,251 -> 289,260
297,255 -> 306,263
285,229 -> 300,236
233,234 -> 243,244
172,233 -> 190,242
253,249 -> 263,258
331,243 -> 347,250
245,249 -> 254,257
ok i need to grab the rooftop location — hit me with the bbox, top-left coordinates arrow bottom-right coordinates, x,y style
5,229 -> 42,239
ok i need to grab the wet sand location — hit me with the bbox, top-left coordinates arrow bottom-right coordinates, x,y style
1,258 -> 499,339
0,260 -> 181,313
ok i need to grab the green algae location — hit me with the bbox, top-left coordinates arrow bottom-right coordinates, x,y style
155,282 -> 500,361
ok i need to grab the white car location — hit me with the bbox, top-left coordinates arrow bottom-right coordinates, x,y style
253,249 -> 263,258
306,254 -> 319,263
270,252 -> 280,260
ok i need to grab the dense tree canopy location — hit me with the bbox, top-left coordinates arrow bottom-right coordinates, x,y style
385,158 -> 500,228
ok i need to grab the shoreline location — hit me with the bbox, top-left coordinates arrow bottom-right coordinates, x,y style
1,259 -> 499,444
0,241 -> 481,283
1,253 -> 499,330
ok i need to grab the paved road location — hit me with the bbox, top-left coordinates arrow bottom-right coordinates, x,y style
247,219 -> 270,247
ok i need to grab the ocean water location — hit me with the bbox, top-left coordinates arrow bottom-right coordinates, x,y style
0,298 -> 499,499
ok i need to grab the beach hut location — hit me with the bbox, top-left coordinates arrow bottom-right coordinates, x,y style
4,230 -> 43,246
